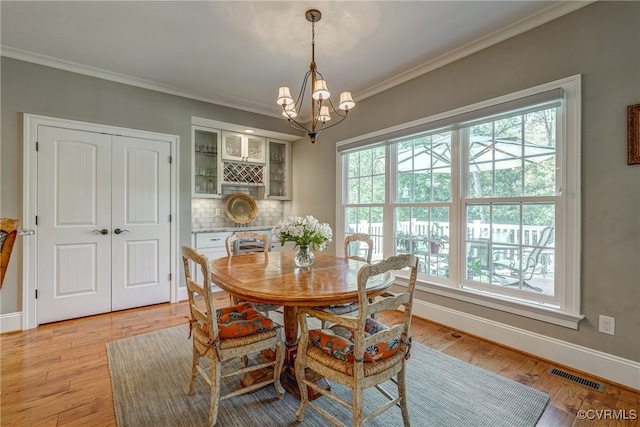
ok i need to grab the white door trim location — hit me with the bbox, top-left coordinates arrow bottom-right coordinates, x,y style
22,113 -> 180,330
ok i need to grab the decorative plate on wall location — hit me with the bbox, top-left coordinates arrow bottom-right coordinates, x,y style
225,193 -> 257,224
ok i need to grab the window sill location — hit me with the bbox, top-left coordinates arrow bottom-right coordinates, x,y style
393,275 -> 584,329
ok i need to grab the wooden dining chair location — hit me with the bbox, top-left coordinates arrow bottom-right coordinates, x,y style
344,232 -> 374,263
0,218 -> 20,289
295,253 -> 418,427
224,232 -> 281,316
182,246 -> 285,426
318,233 -> 374,327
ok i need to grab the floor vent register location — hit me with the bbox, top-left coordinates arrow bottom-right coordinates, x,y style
547,367 -> 605,392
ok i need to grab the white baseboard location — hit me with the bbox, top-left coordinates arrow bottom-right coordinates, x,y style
412,299 -> 640,391
0,312 -> 23,333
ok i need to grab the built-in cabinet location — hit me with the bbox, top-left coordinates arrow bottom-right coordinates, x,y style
191,123 -> 292,200
266,139 -> 291,200
192,126 -> 221,197
222,132 -> 265,163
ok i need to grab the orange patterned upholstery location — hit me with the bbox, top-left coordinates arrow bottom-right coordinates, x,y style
0,218 -> 20,289
308,318 -> 400,363
215,302 -> 274,338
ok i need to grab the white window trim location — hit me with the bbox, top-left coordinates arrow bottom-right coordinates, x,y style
336,75 -> 583,328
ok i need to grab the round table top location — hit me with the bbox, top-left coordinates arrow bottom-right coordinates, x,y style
210,251 -> 394,307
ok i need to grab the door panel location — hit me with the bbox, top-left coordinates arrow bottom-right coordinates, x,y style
37,126 -> 112,324
111,136 -> 171,310
55,243 -> 98,295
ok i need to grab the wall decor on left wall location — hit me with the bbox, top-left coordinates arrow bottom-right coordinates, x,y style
628,103 -> 640,165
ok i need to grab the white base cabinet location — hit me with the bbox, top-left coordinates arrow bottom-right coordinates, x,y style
192,232 -> 230,290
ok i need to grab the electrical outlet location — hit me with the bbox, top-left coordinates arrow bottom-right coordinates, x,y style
215,208 -> 221,216
598,315 -> 615,335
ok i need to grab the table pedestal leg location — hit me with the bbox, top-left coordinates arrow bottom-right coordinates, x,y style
280,306 -> 330,400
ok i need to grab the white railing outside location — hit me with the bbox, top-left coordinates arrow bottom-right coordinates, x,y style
349,221 -> 550,259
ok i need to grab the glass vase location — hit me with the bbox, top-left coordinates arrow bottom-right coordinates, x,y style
294,245 -> 315,267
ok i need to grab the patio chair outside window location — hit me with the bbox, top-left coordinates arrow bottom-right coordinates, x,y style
493,226 -> 555,293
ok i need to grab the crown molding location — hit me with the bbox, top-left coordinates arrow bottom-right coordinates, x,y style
355,1 -> 595,101
1,1 -> 594,114
0,46 -> 280,118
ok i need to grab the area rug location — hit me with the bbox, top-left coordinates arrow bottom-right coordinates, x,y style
107,324 -> 548,427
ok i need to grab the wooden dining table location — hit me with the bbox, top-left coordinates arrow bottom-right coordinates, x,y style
209,250 -> 394,397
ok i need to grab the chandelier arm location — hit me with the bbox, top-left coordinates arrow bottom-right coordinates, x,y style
315,110 -> 350,133
293,70 -> 312,108
327,98 -> 348,119
283,112 -> 311,133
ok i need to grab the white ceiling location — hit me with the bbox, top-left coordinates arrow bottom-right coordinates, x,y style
1,1 -> 590,119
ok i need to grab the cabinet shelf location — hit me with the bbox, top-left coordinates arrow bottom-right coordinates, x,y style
266,139 -> 291,200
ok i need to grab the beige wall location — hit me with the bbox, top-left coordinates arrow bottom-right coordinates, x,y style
0,58 -> 295,314
291,1 -> 640,361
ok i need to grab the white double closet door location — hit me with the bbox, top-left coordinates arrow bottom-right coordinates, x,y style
36,126 -> 171,324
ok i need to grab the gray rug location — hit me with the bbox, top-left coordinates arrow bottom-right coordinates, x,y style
107,324 -> 549,427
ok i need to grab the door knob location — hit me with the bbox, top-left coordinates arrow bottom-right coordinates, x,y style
93,229 -> 109,235
114,228 -> 129,234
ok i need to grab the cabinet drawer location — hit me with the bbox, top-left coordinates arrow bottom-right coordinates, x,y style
195,232 -> 230,249
200,248 -> 228,262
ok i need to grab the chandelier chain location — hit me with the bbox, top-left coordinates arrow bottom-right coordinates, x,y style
311,19 -> 315,63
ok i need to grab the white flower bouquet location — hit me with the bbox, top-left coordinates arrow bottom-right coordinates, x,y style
271,215 -> 333,251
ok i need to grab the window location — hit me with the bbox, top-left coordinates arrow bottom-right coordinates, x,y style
337,76 -> 582,327
395,131 -> 452,280
344,145 -> 386,259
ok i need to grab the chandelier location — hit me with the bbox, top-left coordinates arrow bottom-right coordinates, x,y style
276,9 -> 356,144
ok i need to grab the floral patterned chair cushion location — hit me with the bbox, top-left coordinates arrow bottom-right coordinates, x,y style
308,317 -> 400,363
313,302 -> 359,315
197,302 -> 274,339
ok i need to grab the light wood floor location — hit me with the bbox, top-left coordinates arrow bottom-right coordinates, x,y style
2,295 -> 638,427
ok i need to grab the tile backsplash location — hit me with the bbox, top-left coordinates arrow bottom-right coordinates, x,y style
191,187 -> 285,230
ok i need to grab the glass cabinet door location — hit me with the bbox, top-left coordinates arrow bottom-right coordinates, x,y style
192,127 -> 221,197
221,132 -> 243,161
266,139 -> 291,200
246,136 -> 265,163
